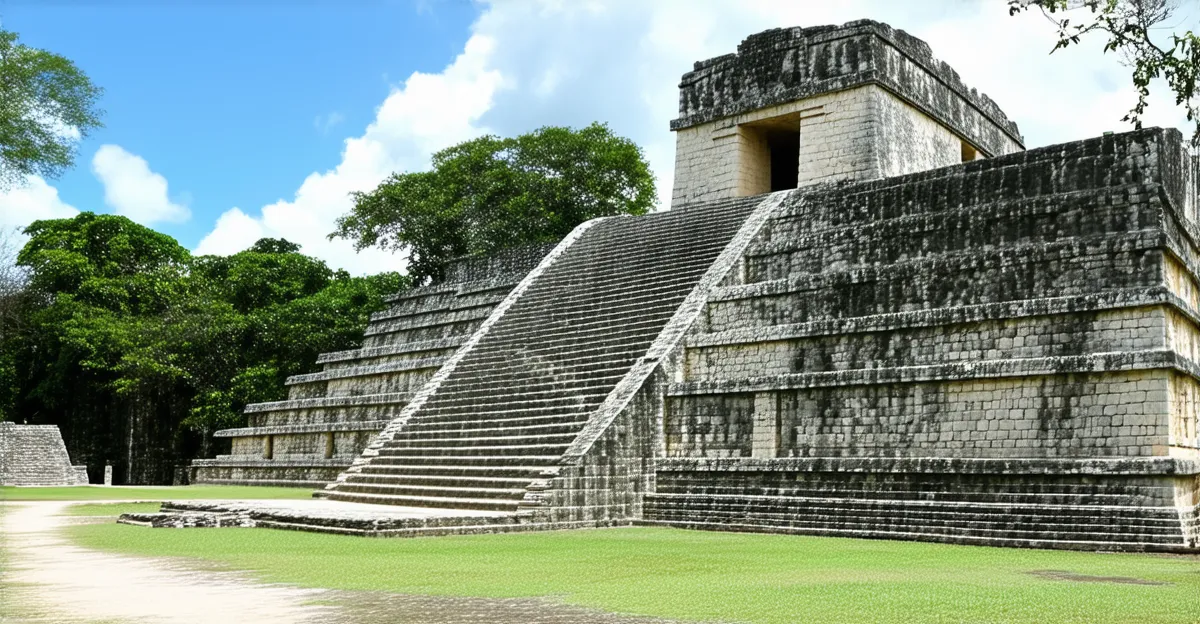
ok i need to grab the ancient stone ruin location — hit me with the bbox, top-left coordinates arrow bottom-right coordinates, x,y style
185,20 -> 1199,552
1,422 -> 89,486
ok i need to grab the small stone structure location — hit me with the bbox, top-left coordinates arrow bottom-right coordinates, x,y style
0,422 -> 89,486
177,20 -> 1199,552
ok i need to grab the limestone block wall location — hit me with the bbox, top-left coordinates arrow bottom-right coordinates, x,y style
668,128 -> 1196,462
671,20 -> 1024,205
647,127 -> 1200,551
0,422 -> 89,486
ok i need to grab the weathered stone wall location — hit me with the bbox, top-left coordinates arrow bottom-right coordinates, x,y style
669,128 -> 1194,461
645,127 -> 1200,550
671,21 -> 1024,205
0,422 -> 89,486
672,20 -> 1021,151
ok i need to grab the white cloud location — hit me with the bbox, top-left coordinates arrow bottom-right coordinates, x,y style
92,144 -> 190,225
0,175 -> 79,229
195,35 -> 503,272
193,0 -> 1199,274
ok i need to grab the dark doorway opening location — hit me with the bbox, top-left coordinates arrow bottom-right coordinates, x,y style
768,130 -> 800,191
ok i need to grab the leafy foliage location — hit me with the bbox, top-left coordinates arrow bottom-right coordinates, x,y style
0,28 -> 104,189
333,122 -> 655,283
3,213 -> 406,482
1011,0 -> 1200,143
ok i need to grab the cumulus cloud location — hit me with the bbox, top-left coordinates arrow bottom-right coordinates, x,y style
195,35 -> 503,272
92,144 -> 190,225
0,175 -> 79,229
193,0 -> 1198,274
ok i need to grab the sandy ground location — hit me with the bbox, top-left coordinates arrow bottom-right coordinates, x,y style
0,501 -> 336,623
0,500 -> 689,624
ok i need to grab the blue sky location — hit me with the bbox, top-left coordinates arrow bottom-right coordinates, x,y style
0,1 -> 1193,274
0,0 -> 479,250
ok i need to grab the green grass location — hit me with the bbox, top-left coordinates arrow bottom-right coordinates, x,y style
0,485 -> 314,502
67,524 -> 1200,624
63,502 -> 161,516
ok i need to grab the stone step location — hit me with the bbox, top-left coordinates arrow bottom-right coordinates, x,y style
639,518 -> 1189,550
483,275 -> 704,320
371,292 -> 508,323
214,420 -> 391,438
316,338 -> 465,366
334,480 -> 527,500
364,454 -> 562,467
643,494 -> 1184,523
653,483 -> 1174,507
413,396 -> 606,420
322,490 -> 522,512
397,419 -> 587,438
285,357 -> 446,386
642,505 -> 1187,544
477,316 -> 673,349
383,431 -> 579,448
355,464 -> 548,479
376,443 -> 571,457
353,467 -> 543,484
248,393 -> 413,417
421,381 -> 620,407
363,307 -> 493,336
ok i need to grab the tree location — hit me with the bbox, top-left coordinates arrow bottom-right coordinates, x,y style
0,227 -> 28,420
0,28 -> 104,189
5,212 -> 406,482
332,122 -> 656,284
1010,0 -> 1200,143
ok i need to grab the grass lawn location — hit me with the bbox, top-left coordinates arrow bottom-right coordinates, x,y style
0,485 -> 314,502
67,522 -> 1200,624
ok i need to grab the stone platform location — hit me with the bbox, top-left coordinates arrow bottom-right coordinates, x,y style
119,499 -> 625,537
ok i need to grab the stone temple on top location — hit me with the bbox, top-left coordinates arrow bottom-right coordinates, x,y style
177,20 -> 1199,552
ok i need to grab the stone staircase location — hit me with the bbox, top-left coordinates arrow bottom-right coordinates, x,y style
322,196 -> 764,512
0,422 -> 89,486
190,246 -> 551,488
641,458 -> 1199,552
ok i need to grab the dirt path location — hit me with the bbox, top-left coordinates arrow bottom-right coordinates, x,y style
0,501 -> 336,623
0,501 -> 691,624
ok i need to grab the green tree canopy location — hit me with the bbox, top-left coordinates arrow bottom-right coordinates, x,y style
4,212 -> 406,482
0,28 -> 104,189
332,122 -> 656,284
1011,0 -> 1200,143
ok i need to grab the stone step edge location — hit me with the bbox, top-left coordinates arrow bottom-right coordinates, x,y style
669,350 -> 1200,396
644,492 -> 1185,514
654,456 -> 1200,476
632,520 -> 1195,553
316,337 -> 466,365
755,185 -> 1154,253
713,229 -> 1163,303
686,287 -> 1185,348
191,457 -> 352,467
244,392 -> 414,414
214,420 -> 392,438
285,357 -> 447,386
